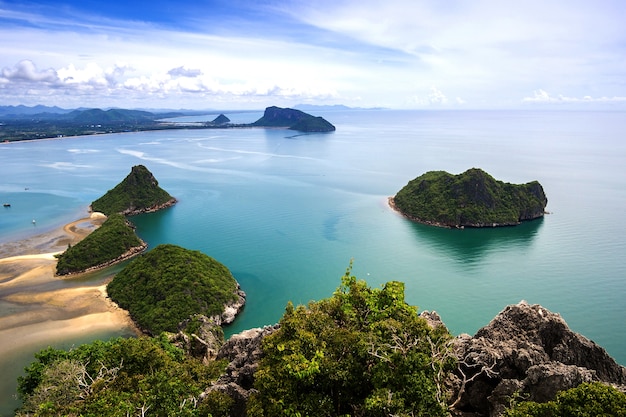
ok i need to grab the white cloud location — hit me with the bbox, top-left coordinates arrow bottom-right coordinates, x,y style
1,60 -> 59,84
523,89 -> 626,104
168,66 -> 203,78
428,86 -> 448,105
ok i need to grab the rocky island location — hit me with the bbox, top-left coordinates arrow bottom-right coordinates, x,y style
391,168 -> 548,228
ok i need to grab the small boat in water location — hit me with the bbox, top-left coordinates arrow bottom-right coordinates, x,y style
3,203 -> 10,207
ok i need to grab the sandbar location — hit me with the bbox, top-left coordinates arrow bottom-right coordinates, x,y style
0,211 -> 140,358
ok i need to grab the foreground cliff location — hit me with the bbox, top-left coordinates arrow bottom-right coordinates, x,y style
392,168 -> 548,228
213,301 -> 626,417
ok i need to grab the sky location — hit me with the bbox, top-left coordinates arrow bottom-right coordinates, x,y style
1,0 -> 625,110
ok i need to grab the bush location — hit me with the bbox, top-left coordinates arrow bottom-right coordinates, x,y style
505,382 -> 626,417
249,265 -> 455,416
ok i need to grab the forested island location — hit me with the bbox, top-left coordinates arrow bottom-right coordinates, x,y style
391,168 -> 548,228
0,105 -> 335,142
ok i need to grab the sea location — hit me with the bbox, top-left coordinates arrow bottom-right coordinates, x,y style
1,109 -> 625,413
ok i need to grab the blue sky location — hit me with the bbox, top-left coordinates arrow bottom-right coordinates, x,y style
1,0 -> 625,110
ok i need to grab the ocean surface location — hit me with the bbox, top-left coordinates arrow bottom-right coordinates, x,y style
1,109 -> 625,413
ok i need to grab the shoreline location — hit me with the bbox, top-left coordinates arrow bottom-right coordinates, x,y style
0,211 -> 141,358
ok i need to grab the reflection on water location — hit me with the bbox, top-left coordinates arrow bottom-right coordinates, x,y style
406,217 -> 544,263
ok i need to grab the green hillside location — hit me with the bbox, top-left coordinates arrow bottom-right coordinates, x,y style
107,244 -> 240,335
392,168 -> 547,228
55,213 -> 144,275
90,165 -> 176,216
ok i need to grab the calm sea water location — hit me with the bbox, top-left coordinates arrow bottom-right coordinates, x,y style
1,109 -> 625,412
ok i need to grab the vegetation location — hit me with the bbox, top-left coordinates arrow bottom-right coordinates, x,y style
16,336 -> 230,417
289,116 -> 336,132
107,244 -> 239,335
55,213 -> 144,275
393,168 -> 547,228
90,165 -> 175,216
504,382 -> 626,417
248,266 -> 455,417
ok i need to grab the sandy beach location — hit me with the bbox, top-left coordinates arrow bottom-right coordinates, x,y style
0,212 -> 141,359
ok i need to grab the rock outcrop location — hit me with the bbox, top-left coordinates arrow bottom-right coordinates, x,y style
204,325 -> 280,417
448,301 -> 626,416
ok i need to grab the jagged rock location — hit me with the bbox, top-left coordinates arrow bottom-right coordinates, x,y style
170,314 -> 225,362
211,287 -> 246,326
203,325 -> 280,417
449,301 -> 626,416
420,310 -> 446,329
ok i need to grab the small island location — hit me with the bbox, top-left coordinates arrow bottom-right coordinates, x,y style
90,164 -> 177,216
55,213 -> 146,276
107,243 -> 245,335
390,168 -> 548,228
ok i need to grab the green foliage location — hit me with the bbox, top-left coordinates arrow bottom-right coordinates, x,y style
250,265 -> 455,417
55,213 -> 143,275
393,168 -> 548,227
16,336 -> 227,417
289,116 -> 336,132
91,164 -> 174,216
504,382 -> 626,417
107,244 -> 239,335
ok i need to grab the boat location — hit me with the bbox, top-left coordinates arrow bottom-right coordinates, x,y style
3,203 -> 9,207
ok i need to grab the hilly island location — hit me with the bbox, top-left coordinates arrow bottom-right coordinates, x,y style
391,168 -> 548,228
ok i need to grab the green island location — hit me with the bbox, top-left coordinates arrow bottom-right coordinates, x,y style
55,213 -> 145,276
107,244 -> 242,335
391,168 -> 548,228
90,164 -> 177,216
0,105 -> 335,142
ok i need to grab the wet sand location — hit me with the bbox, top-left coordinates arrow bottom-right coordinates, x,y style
0,211 -> 140,359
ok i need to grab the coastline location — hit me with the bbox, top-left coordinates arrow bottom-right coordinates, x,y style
0,211 -> 141,364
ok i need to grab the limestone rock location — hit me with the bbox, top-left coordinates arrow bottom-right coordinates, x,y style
449,301 -> 626,416
204,325 -> 280,417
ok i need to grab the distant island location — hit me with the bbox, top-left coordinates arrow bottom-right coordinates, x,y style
390,168 -> 548,228
0,105 -> 335,142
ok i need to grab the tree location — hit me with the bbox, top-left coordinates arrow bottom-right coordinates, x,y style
249,265 -> 455,416
504,382 -> 626,417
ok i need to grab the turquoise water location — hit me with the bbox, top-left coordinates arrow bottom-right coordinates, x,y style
1,110 -> 625,412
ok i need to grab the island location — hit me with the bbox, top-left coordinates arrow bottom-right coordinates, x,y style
390,168 -> 548,228
90,164 -> 177,216
107,243 -> 245,336
251,106 -> 336,132
55,213 -> 146,276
